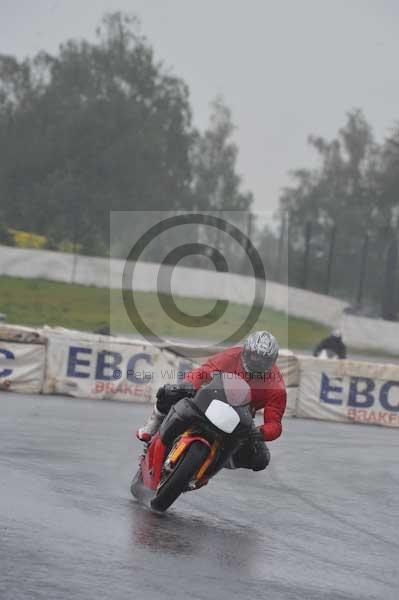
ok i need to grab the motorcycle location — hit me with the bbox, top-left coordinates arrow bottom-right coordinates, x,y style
130,372 -> 255,512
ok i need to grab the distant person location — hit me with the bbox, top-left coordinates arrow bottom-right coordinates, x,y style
313,329 -> 347,360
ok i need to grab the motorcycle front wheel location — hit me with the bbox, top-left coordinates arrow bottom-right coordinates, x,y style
150,441 -> 209,512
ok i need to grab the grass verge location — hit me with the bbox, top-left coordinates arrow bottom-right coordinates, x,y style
1,275 -> 330,350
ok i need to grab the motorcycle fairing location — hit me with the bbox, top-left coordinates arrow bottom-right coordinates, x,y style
141,433 -> 167,490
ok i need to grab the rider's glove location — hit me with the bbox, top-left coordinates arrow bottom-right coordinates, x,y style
249,426 -> 264,447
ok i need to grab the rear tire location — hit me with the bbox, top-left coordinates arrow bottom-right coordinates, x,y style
130,469 -> 143,498
150,442 -> 209,512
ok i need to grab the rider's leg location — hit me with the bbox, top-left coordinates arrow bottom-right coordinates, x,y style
136,382 -> 196,441
137,405 -> 166,442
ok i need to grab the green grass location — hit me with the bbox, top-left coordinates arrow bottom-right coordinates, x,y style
0,275 -> 330,350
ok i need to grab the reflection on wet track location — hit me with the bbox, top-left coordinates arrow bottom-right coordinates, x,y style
0,393 -> 398,599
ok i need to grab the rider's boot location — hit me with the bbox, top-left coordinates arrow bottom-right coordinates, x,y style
136,406 -> 166,442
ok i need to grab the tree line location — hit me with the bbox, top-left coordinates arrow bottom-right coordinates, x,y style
0,12 -> 251,255
277,109 -> 399,317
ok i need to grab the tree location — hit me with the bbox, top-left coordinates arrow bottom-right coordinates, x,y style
188,98 -> 254,272
0,12 -> 196,253
191,97 -> 252,212
277,109 -> 395,306
280,109 -> 378,238
379,126 -> 399,224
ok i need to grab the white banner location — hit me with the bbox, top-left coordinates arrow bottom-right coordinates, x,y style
0,341 -> 45,394
43,333 -> 194,402
277,350 -> 300,388
297,357 -> 399,427
0,323 -> 45,344
284,387 -> 298,418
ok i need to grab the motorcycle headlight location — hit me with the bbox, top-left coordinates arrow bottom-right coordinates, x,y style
205,399 -> 240,434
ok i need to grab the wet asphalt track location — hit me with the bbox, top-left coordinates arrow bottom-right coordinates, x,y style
0,392 -> 398,600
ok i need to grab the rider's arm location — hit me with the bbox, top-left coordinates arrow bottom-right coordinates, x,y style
184,347 -> 236,389
260,384 -> 287,442
184,347 -> 240,389
184,359 -> 215,389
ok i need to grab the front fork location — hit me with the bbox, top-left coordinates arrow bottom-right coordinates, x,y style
164,429 -> 219,488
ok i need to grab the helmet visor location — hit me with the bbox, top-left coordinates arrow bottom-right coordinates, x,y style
243,350 -> 275,374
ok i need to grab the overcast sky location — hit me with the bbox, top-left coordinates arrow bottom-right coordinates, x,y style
1,0 -> 399,212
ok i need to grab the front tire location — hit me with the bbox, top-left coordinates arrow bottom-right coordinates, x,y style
150,442 -> 209,512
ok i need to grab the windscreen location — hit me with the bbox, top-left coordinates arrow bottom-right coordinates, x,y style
221,373 -> 251,407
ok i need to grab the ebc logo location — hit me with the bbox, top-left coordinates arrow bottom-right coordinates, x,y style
0,348 -> 15,378
66,346 -> 152,383
320,373 -> 399,412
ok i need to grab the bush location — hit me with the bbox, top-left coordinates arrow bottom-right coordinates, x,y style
8,228 -> 46,249
0,223 -> 15,246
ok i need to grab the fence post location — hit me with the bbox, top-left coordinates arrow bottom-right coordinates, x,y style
246,211 -> 252,251
70,202 -> 79,285
325,225 -> 336,295
356,233 -> 369,307
241,212 -> 253,275
381,231 -> 398,320
274,213 -> 287,282
302,222 -> 312,289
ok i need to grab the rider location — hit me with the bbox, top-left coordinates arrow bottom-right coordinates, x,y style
313,329 -> 347,359
137,331 -> 286,471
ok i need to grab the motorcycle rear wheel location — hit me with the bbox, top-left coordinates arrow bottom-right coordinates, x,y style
130,468 -> 143,498
150,441 -> 209,512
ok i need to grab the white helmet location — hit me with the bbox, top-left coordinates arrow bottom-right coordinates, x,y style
242,330 -> 279,375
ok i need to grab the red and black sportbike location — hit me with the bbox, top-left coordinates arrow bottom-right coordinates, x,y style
130,372 -> 255,512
